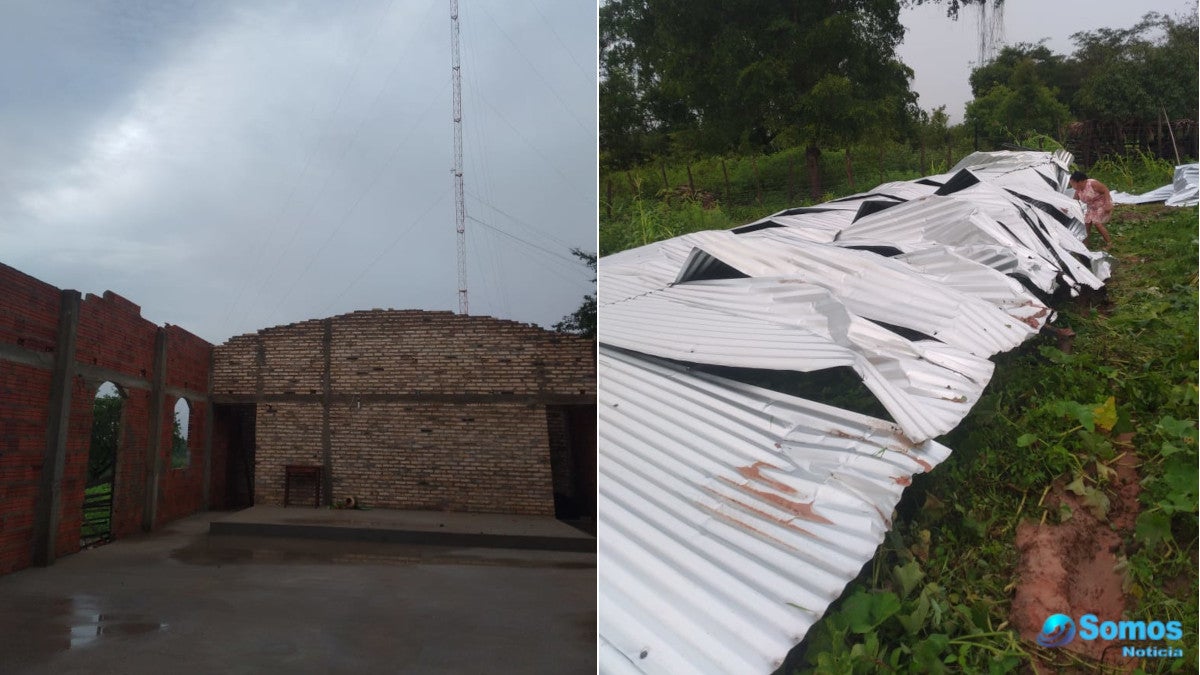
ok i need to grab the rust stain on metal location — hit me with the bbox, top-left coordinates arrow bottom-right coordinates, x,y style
700,503 -> 802,553
702,486 -> 817,538
717,476 -> 835,525
736,461 -> 798,495
902,453 -> 933,472
873,505 -> 892,528
893,475 -> 912,486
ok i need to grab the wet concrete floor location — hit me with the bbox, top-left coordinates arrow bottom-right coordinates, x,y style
0,512 -> 596,674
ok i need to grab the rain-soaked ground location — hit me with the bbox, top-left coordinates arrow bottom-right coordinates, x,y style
0,512 -> 596,674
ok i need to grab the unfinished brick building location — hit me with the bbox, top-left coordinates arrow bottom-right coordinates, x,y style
1,260 -> 595,577
0,263 -> 213,576
211,310 -> 596,518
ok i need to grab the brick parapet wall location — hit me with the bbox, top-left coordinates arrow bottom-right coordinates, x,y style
212,310 -> 593,515
0,262 -> 214,576
211,334 -> 258,395
214,310 -> 596,399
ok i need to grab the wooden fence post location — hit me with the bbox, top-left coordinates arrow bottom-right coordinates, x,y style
721,158 -> 732,204
844,147 -> 855,191
752,156 -> 763,205
787,156 -> 795,204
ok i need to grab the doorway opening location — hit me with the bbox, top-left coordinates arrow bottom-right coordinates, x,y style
546,404 -> 597,526
82,382 -> 123,547
216,404 -> 256,510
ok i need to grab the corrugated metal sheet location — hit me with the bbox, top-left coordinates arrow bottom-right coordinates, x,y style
1111,163 -> 1200,207
672,230 -> 1037,356
597,150 -> 1110,674
598,348 -> 952,674
601,279 -> 993,441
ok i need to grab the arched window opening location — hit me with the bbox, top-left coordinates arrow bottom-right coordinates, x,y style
172,398 -> 191,469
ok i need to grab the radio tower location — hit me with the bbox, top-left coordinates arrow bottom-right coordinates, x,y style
450,0 -> 468,314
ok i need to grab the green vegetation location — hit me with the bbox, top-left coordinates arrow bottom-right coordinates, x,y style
554,248 -> 598,339
601,0 -> 916,166
81,481 -> 113,542
600,138 -> 969,255
88,393 -> 121,481
967,12 -> 1198,149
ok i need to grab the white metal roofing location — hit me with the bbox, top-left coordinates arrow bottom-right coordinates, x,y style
597,151 -> 1110,674
1111,163 -> 1200,207
598,348 -> 952,674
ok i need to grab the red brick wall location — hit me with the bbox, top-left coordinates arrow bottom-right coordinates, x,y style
0,262 -> 214,576
213,310 -> 595,515
0,362 -> 51,574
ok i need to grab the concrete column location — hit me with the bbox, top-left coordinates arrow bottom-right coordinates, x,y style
142,328 -> 168,531
202,391 -> 214,510
31,289 -> 80,567
320,319 -> 333,505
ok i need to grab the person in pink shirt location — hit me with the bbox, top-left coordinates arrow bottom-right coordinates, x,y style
1069,170 -> 1113,247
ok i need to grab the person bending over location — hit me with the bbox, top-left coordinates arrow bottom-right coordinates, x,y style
1069,170 -> 1113,247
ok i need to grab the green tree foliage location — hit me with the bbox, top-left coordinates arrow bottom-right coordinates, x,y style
600,0 -> 919,167
966,59 -> 1070,146
1070,12 -> 1198,125
172,412 -> 188,469
906,0 -> 997,19
964,11 -> 1198,146
968,42 -> 1078,105
89,394 -> 121,483
554,249 -> 596,339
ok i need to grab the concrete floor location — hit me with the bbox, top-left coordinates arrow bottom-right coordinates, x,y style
0,512 -> 596,674
210,505 -> 595,551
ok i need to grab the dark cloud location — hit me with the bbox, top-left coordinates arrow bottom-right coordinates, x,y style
1,0 -> 596,343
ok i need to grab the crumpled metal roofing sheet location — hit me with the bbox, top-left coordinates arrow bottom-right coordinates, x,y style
601,278 -> 993,441
597,348 -> 952,674
1111,163 -> 1200,207
597,150 -> 1108,674
672,230 -> 1037,356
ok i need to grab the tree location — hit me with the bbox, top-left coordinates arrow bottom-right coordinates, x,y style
554,249 -> 596,339
1071,12 -> 1198,125
600,0 -> 917,162
969,42 -> 1079,107
966,57 -> 1071,147
89,394 -> 122,482
907,0 -> 1002,19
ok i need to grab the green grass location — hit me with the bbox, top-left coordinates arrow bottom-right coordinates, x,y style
81,481 -> 113,541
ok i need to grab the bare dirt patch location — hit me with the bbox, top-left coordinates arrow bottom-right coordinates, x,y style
1009,445 -> 1141,671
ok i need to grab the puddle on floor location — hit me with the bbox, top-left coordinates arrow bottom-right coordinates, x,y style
67,596 -> 167,649
0,594 -> 167,659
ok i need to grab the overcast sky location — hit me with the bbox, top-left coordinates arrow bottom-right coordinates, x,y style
899,0 -> 1199,123
0,0 -> 596,345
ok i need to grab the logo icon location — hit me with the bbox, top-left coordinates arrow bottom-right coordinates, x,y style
1038,614 -> 1077,648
